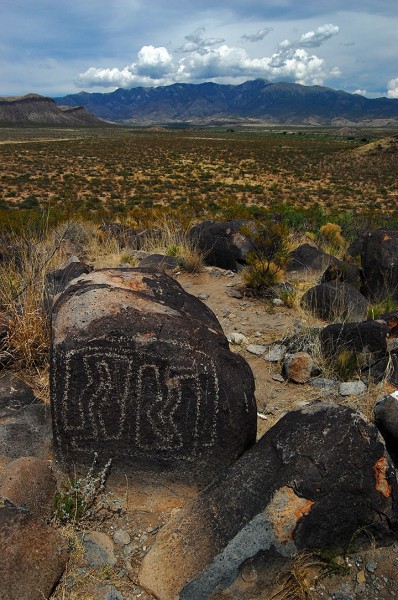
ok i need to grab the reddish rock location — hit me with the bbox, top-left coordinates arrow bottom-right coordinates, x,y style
282,352 -> 319,383
0,457 -> 56,518
0,506 -> 68,600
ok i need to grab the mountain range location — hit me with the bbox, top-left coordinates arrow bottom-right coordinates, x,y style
54,79 -> 398,125
0,94 -> 106,126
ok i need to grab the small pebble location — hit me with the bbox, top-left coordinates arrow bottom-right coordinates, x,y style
272,374 -> 285,383
113,530 -> 131,546
246,344 -> 266,356
366,560 -> 378,573
272,298 -> 284,306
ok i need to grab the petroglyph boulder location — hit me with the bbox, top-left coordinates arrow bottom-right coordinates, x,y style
50,268 -> 256,480
139,403 -> 398,600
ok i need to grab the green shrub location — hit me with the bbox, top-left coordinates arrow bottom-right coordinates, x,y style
241,220 -> 289,295
53,455 -> 113,525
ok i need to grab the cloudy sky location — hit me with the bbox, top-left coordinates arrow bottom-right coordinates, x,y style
1,0 -> 398,99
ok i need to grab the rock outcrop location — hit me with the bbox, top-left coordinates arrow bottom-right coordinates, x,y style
0,93 -> 106,126
139,403 -> 397,600
50,268 -> 256,481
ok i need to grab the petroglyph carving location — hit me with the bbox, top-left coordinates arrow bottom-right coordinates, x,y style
52,339 -> 220,458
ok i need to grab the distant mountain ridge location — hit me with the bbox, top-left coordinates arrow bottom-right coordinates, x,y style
54,79 -> 398,125
0,93 -> 106,126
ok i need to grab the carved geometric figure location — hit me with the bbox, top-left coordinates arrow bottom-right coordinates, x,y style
50,268 -> 256,480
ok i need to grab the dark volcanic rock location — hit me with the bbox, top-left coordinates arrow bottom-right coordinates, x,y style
0,374 -> 37,418
45,260 -> 92,306
139,403 -> 398,600
320,258 -> 362,290
286,243 -> 336,274
347,234 -> 366,258
376,309 -> 398,337
320,320 -> 388,358
0,506 -> 68,600
361,229 -> 398,301
188,220 -> 255,271
0,402 -> 52,461
137,253 -> 180,271
50,268 -> 256,481
374,393 -> 398,466
300,281 -> 369,321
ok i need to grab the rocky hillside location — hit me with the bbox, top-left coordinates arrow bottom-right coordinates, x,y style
55,79 -> 398,125
0,93 -> 107,126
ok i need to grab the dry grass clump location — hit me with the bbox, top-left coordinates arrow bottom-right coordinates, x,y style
272,552 -> 325,600
139,217 -> 205,273
0,232 -> 61,390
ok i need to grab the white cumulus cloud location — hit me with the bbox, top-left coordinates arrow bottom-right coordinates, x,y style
75,24 -> 341,90
279,24 -> 340,52
76,45 -> 175,88
387,77 -> 398,99
299,24 -> 340,48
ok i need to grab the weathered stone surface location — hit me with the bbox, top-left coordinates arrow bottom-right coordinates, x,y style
139,403 -> 398,600
339,381 -> 367,396
308,377 -> 338,391
188,220 -> 255,271
263,343 -> 287,363
286,243 -> 336,274
0,457 -> 56,518
138,253 -> 180,271
374,393 -> 398,465
246,344 -> 266,356
282,352 -> 319,383
0,374 -> 37,418
226,332 -> 248,346
361,229 -> 398,301
376,310 -> 398,338
347,234 -> 366,258
0,402 -> 52,461
45,260 -> 91,302
301,281 -> 369,322
0,506 -> 68,600
83,531 -> 117,567
51,268 -> 256,481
